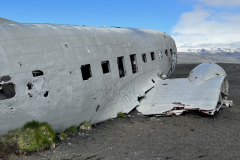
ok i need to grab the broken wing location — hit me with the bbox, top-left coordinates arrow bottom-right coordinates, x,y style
137,63 -> 232,115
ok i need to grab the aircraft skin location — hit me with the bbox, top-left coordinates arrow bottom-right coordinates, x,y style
0,23 -> 177,135
0,17 -> 17,23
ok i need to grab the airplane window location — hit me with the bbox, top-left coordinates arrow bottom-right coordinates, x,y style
165,50 -> 168,57
158,51 -> 162,59
130,54 -> 138,74
81,64 -> 92,80
101,61 -> 111,74
170,49 -> 173,55
0,83 -> 16,100
32,70 -> 44,77
151,52 -> 155,61
117,56 -> 127,78
142,54 -> 147,63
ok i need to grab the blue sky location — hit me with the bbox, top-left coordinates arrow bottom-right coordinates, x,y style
1,0 -> 240,51
0,0 -> 196,34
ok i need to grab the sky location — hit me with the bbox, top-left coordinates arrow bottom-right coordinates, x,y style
1,0 -> 240,52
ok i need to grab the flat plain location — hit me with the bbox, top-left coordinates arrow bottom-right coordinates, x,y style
10,63 -> 240,160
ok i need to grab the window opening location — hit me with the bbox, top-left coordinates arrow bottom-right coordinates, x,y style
142,54 -> 147,63
101,61 -> 111,74
158,51 -> 162,59
117,56 -> 126,78
32,70 -> 44,77
81,64 -> 92,80
170,49 -> 173,55
165,50 -> 168,57
130,54 -> 138,74
0,83 -> 16,100
151,52 -> 155,61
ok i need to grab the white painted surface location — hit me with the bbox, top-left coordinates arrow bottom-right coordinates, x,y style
0,24 -> 177,134
137,63 -> 228,115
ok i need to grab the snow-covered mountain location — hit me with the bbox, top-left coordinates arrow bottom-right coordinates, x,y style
182,48 -> 240,54
177,47 -> 240,63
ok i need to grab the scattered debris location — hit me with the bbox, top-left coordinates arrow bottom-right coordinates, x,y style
79,122 -> 92,131
223,100 -> 233,108
137,63 -> 232,117
51,143 -> 56,149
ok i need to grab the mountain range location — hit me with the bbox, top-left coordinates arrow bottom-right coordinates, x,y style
177,48 -> 240,63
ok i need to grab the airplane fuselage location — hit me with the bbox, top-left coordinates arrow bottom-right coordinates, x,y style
0,23 -> 177,134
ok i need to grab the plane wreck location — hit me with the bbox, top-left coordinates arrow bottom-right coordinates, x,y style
0,18 -> 232,135
137,63 -> 233,116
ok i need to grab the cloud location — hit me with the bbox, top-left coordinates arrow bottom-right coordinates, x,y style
198,0 -> 240,7
171,6 -> 240,51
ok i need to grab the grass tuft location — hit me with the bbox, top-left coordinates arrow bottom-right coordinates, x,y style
59,133 -> 68,140
117,112 -> 125,118
79,122 -> 92,130
0,120 -> 56,158
19,121 -> 56,152
23,120 -> 40,129
64,126 -> 77,134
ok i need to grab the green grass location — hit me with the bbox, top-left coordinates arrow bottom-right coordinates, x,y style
79,122 -> 92,130
59,133 -> 68,140
23,120 -> 40,129
80,122 -> 92,128
0,120 -> 56,158
64,126 -> 77,134
18,121 -> 56,152
117,112 -> 125,118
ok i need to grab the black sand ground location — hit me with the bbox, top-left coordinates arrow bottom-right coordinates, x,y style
10,63 -> 240,160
